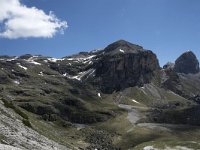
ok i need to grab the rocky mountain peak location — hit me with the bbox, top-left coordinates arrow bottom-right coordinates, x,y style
93,40 -> 160,93
104,40 -> 144,55
174,51 -> 199,74
19,54 -> 33,59
163,62 -> 175,70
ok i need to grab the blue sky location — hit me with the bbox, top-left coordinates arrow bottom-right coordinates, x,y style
0,0 -> 200,66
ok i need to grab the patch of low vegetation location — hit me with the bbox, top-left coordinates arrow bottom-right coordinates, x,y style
22,119 -> 32,128
1,98 -> 32,128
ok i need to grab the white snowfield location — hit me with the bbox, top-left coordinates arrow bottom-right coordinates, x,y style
0,100 -> 69,150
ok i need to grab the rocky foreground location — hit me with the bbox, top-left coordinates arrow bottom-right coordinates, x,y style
0,99 -> 68,150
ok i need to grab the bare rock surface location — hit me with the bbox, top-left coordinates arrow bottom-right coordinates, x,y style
0,100 -> 69,150
94,40 -> 160,93
174,51 -> 199,74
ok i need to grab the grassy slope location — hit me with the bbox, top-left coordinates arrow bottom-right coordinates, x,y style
93,85 -> 200,149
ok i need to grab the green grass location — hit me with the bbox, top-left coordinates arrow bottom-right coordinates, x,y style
1,98 -> 31,128
22,119 -> 32,128
27,111 -> 87,150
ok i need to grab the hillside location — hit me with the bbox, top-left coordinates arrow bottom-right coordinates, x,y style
0,40 -> 200,150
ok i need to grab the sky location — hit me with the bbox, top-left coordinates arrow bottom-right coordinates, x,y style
0,0 -> 200,66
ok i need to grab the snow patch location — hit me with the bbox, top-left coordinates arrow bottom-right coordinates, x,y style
17,63 -> 27,70
66,58 -> 75,61
13,80 -> 20,85
6,56 -> 19,62
85,69 -> 96,79
47,58 -> 65,62
91,48 -> 103,53
119,49 -> 125,53
67,69 -> 95,81
66,55 -> 96,64
132,99 -> 140,104
63,73 -> 67,77
67,73 -> 84,81
38,72 -> 44,76
27,60 -> 41,65
98,93 -> 101,98
25,57 -> 41,65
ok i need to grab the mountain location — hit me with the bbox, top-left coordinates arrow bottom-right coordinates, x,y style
174,51 -> 199,74
163,51 -> 200,99
0,40 -> 200,149
92,40 -> 160,93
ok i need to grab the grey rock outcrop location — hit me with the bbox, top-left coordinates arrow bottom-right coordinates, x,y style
163,62 -> 174,70
93,40 -> 160,93
174,51 -> 199,74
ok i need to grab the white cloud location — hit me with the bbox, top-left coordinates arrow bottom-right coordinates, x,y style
0,0 -> 68,39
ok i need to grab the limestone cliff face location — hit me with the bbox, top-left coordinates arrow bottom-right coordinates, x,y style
174,51 -> 199,74
93,40 -> 160,93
